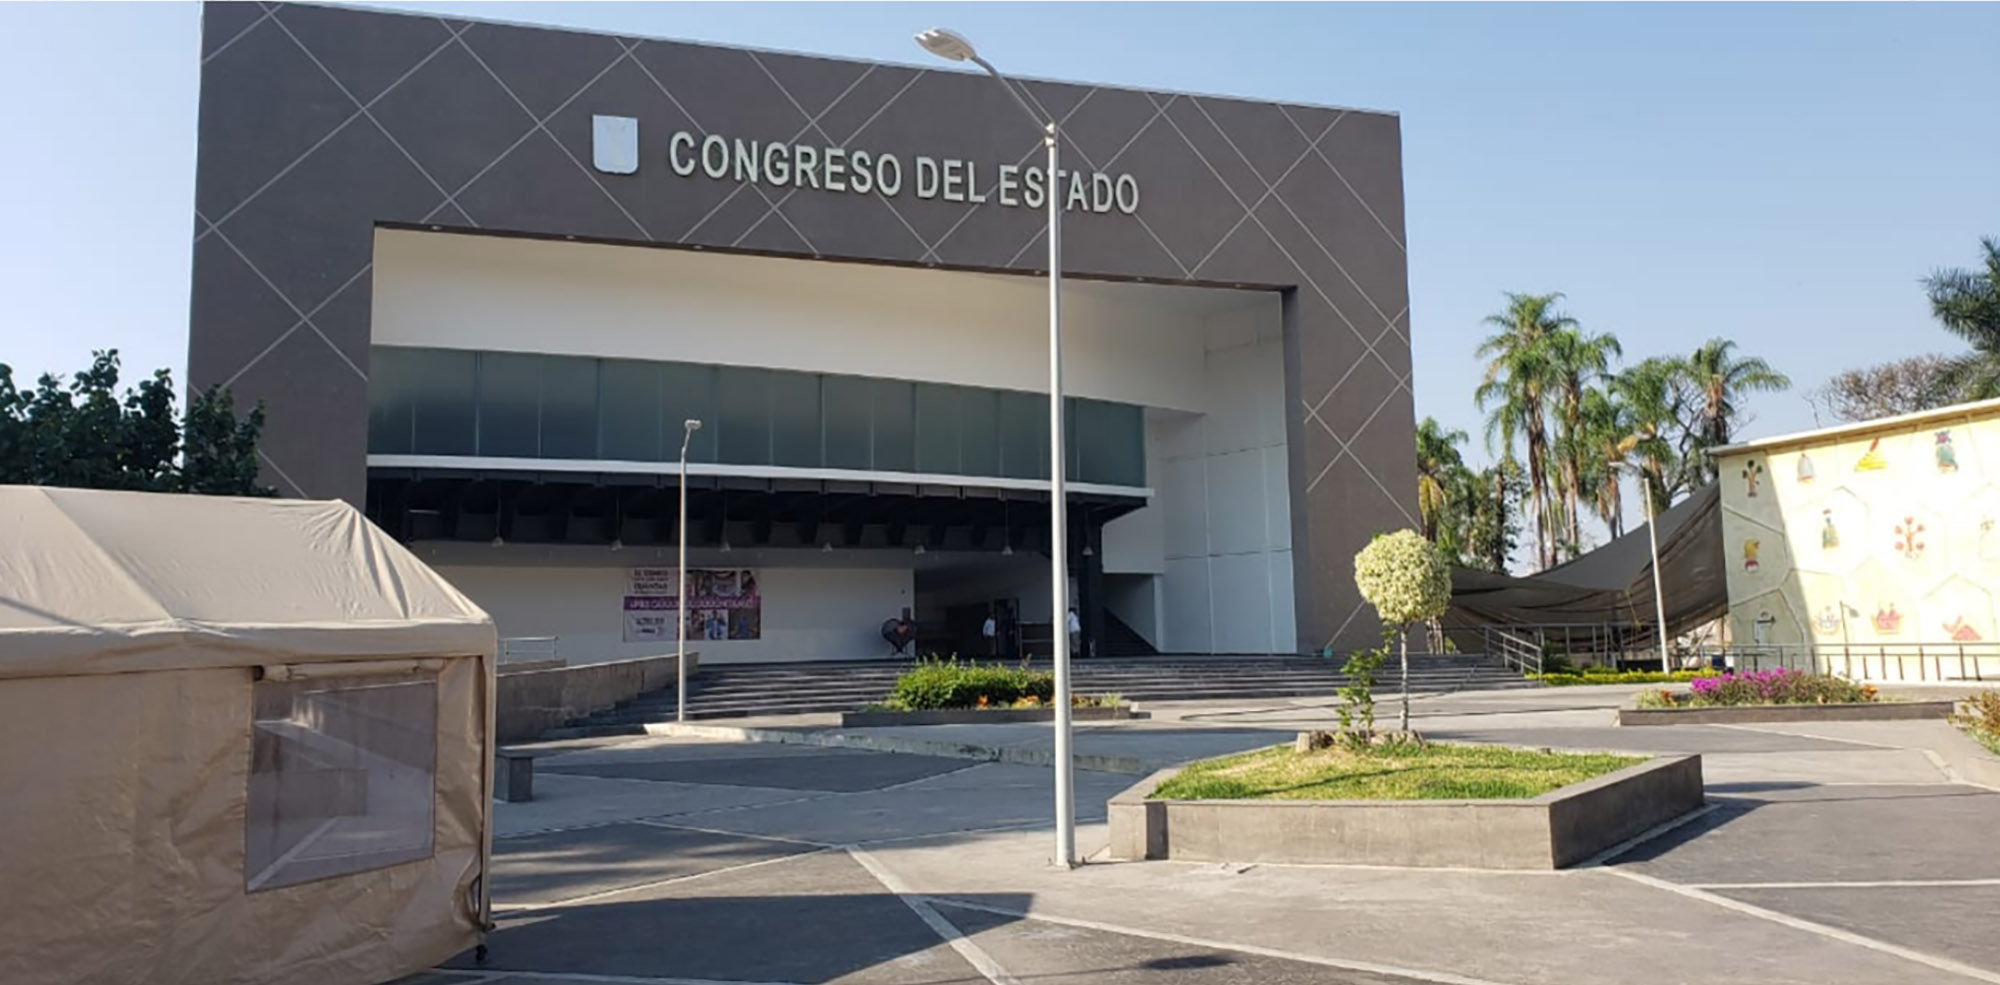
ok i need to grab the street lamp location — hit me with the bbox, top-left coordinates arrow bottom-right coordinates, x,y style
1616,462 -> 1673,673
678,418 -> 702,723
917,26 -> 1077,869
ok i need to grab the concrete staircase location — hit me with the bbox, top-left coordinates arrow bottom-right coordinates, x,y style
552,653 -> 1530,736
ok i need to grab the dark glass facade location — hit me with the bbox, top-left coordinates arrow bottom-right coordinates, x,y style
367,347 -> 1145,487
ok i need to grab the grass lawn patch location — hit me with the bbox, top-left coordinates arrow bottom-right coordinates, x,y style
1150,743 -> 1645,802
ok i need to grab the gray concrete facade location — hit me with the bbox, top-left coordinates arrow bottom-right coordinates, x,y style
187,2 -> 1418,651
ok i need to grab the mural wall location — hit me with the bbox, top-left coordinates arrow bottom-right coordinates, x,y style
1718,403 -> 2000,679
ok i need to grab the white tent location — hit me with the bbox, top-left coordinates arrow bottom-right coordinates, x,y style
0,486 -> 497,985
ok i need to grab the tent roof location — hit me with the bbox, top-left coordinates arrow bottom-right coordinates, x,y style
1447,483 -> 1727,637
0,486 -> 494,678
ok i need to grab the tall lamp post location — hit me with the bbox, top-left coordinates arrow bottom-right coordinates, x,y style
678,418 -> 702,723
1618,462 -> 1673,673
916,27 -> 1076,868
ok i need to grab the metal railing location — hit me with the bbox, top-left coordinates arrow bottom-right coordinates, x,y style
1701,643 -> 1999,684
499,636 -> 560,663
1480,626 -> 1544,676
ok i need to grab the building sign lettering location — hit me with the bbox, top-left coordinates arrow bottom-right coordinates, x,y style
592,115 -> 1137,215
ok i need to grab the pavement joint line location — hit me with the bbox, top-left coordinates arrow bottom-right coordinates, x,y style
848,819 -> 1054,849
1686,877 -> 2000,890
491,847 -> 834,914
1921,748 -> 1964,783
630,817 -> 837,849
441,971 -> 807,985
639,721 -> 1161,774
917,897 -> 1524,985
1602,868 -> 2000,983
1705,722 -> 1919,751
845,847 -> 1023,985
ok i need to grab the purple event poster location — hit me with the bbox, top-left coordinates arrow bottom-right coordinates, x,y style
623,568 -> 761,642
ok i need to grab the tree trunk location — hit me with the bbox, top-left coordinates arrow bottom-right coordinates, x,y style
1398,629 -> 1411,733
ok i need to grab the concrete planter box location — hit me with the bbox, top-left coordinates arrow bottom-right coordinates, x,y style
497,651 -> 698,742
1108,753 -> 1703,870
1618,700 -> 1956,727
841,705 -> 1137,728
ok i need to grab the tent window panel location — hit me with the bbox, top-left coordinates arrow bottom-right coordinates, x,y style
246,674 -> 438,892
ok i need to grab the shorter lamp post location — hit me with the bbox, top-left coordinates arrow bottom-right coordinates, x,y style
678,418 -> 702,723
1618,462 -> 1673,673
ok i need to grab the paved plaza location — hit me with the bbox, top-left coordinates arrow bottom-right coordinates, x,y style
403,684 -> 2000,985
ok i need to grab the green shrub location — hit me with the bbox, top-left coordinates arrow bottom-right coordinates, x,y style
1533,669 -> 1721,687
1953,690 -> 2000,755
885,656 -> 1054,711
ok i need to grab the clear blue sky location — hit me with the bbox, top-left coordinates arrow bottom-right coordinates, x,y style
4,2 -> 1997,472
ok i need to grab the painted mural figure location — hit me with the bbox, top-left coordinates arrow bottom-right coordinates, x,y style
1742,539 -> 1761,572
1742,460 -> 1764,498
1797,453 -> 1816,484
1894,516 -> 1926,560
1945,617 -> 1983,642
1814,605 -> 1842,637
1856,438 -> 1887,472
1936,431 -> 1959,473
1873,604 -> 1903,636
1821,510 -> 1839,550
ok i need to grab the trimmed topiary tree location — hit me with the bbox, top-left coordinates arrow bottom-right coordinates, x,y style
1354,529 -> 1454,734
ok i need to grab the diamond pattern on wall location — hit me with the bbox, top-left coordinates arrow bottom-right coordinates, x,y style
189,1 -> 1419,651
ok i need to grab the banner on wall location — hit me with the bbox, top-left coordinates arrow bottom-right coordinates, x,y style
623,567 -> 762,642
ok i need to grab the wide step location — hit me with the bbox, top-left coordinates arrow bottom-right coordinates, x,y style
547,654 -> 1529,736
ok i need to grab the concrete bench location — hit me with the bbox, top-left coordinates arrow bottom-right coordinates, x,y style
496,749 -> 540,803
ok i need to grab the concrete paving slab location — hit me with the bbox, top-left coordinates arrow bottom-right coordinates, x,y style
681,768 -> 1136,847
491,821 -> 817,905
1608,784 -> 2000,883
450,849 -> 1008,985
934,899 -> 1437,985
543,750 -> 974,792
492,773 -> 813,837
1698,749 -> 1951,787
1715,884 -> 2000,974
863,829 -> 1945,985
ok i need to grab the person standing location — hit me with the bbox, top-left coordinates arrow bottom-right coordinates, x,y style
982,608 -> 998,657
1066,607 -> 1082,659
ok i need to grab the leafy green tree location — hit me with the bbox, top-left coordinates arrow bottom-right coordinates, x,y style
1460,459 -> 1523,574
1813,354 -> 1970,423
0,350 -> 271,496
1476,292 -> 1575,571
1415,417 -> 1469,551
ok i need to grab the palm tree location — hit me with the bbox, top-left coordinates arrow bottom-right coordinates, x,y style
1415,417 -> 1468,548
1925,236 -> 2000,399
1686,338 -> 1791,480
1576,386 -> 1632,540
1545,327 -> 1623,559
1611,357 -> 1698,516
1475,292 -> 1576,570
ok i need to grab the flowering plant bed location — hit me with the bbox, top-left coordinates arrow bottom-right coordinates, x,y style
841,702 -> 1136,728
1620,670 -> 1954,725
1532,669 -> 1721,687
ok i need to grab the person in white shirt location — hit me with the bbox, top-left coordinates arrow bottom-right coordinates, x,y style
1066,608 -> 1082,658
982,610 -> 998,657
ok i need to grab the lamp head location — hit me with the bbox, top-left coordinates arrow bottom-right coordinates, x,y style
684,419 -> 702,432
915,28 -> 977,63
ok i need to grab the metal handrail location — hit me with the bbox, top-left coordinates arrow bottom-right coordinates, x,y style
1481,626 -> 1544,676
1696,642 -> 1997,683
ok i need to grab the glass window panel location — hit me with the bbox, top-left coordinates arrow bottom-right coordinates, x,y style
716,366 -> 772,466
999,390 -> 1047,480
914,383 -> 960,475
959,388 -> 1000,478
822,375 -> 873,470
598,360 -> 662,462
1102,402 -> 1146,486
770,371 -> 822,468
407,348 -> 477,456
871,378 -> 915,473
366,348 -> 416,455
247,675 -> 436,892
475,352 -> 541,458
660,363 -> 716,464
540,356 -> 600,459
